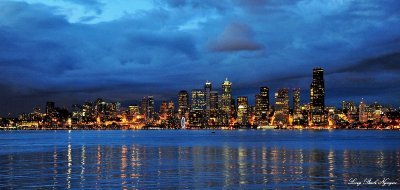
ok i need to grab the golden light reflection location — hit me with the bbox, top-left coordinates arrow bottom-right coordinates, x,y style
96,145 -> 101,184
270,147 -> 279,183
238,145 -> 247,185
80,145 -> 86,188
223,144 -> 232,187
342,150 -> 350,183
328,149 -> 335,183
67,144 -> 72,189
121,145 -> 128,188
261,146 -> 268,184
131,144 -> 141,179
53,146 -> 58,186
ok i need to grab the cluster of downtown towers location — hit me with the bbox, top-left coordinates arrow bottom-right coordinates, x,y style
137,67 -> 326,127
35,68 -> 325,128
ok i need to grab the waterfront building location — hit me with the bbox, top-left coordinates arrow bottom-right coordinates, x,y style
359,98 -> 367,123
255,87 -> 269,120
191,89 -> 205,111
147,96 -> 155,120
219,78 -> 232,125
141,96 -> 155,120
140,97 -> 147,115
237,96 -> 249,125
178,90 -> 189,116
204,81 -> 212,112
293,88 -> 301,116
221,78 -> 232,115
209,91 -> 219,125
128,105 -> 140,116
342,101 -> 357,114
310,67 -> 326,126
274,88 -> 289,125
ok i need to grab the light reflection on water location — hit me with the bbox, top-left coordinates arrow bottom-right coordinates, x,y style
0,130 -> 399,189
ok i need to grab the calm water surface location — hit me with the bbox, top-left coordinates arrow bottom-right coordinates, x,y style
0,130 -> 399,189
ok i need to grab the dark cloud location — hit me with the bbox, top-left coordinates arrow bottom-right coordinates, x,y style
334,52 -> 400,73
208,22 -> 264,52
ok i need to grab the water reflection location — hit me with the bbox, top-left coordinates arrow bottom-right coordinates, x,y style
80,145 -> 86,188
67,144 -> 71,189
1,143 -> 399,189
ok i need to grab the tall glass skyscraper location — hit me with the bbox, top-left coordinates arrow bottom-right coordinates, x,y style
191,89 -> 205,111
255,87 -> 269,119
221,78 -> 232,114
237,96 -> 248,125
204,81 -> 212,111
310,67 -> 325,126
293,88 -> 301,116
178,90 -> 189,115
274,88 -> 289,124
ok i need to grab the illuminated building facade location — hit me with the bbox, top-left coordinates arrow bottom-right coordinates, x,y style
191,89 -> 205,111
342,101 -> 357,114
310,67 -> 326,126
178,90 -> 189,116
204,81 -> 212,112
255,87 -> 269,120
359,98 -> 367,123
128,105 -> 140,116
141,96 -> 154,120
293,88 -> 301,116
274,88 -> 289,124
209,91 -> 219,125
237,96 -> 248,125
221,78 -> 232,114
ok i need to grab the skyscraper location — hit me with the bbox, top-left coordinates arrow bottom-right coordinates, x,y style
141,96 -> 154,120
209,91 -> 219,110
310,67 -> 326,126
178,90 -> 189,116
189,89 -> 205,127
204,81 -> 212,111
293,88 -> 301,116
140,97 -> 148,115
147,96 -> 155,120
342,101 -> 357,114
209,91 -> 219,124
255,87 -> 269,119
237,96 -> 248,125
359,98 -> 367,123
167,101 -> 174,116
191,89 -> 205,111
274,88 -> 289,124
221,78 -> 232,114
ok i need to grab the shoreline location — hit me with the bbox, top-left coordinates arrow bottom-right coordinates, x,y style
1,127 -> 399,131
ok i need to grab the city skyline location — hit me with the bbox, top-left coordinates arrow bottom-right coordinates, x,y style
2,67 -> 400,130
1,67 -> 399,117
1,0 -> 400,116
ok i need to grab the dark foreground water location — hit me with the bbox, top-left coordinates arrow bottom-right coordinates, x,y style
0,130 -> 399,189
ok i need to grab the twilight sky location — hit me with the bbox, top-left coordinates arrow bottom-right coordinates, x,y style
1,0 -> 400,116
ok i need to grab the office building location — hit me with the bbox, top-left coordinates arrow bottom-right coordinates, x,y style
274,88 -> 289,124
310,67 -> 326,126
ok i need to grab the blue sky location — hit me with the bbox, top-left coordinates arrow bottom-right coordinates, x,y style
1,0 -> 400,115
